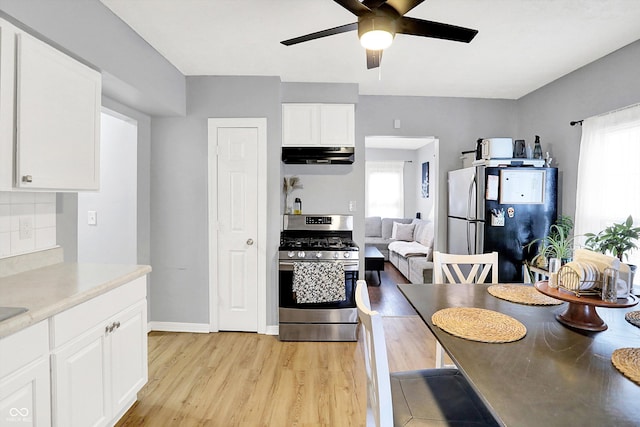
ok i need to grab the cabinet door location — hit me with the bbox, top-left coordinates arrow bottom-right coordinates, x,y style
282,104 -> 319,146
0,23 -> 17,190
0,358 -> 51,427
319,104 -> 354,147
52,327 -> 110,427
15,32 -> 101,190
110,300 -> 148,412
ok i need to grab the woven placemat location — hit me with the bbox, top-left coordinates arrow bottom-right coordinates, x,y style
625,311 -> 640,328
488,284 -> 563,306
432,307 -> 527,343
612,348 -> 640,385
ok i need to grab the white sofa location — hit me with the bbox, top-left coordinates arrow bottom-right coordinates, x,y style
365,216 -> 434,284
388,219 -> 434,284
364,216 -> 413,260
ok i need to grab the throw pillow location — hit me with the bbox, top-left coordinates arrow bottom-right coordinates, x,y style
395,223 -> 415,242
391,221 -> 399,239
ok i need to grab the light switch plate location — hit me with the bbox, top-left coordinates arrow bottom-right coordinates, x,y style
88,210 -> 97,226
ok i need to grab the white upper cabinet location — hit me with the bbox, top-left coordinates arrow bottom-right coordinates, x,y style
282,103 -> 354,147
0,18 -> 101,191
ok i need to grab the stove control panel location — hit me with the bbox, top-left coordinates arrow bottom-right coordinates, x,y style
305,216 -> 332,225
280,250 -> 359,261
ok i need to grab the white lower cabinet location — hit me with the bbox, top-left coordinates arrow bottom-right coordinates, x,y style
0,321 -> 51,427
51,277 -> 148,427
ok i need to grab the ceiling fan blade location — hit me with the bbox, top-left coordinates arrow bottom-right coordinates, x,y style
397,16 -> 478,43
383,0 -> 425,16
366,49 -> 383,69
281,22 -> 358,46
334,0 -> 372,17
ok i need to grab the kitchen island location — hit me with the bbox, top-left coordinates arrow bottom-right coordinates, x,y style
0,262 -> 151,426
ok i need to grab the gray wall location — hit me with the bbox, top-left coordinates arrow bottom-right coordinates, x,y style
517,39 -> 640,220
150,76 -> 282,324
356,96 -> 518,254
0,0 -> 185,116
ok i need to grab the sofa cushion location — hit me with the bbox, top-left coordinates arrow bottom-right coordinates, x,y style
365,216 -> 382,237
412,219 -> 435,260
394,223 -> 416,241
382,217 -> 413,239
388,241 -> 431,258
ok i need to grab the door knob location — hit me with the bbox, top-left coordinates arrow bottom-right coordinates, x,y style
246,238 -> 254,245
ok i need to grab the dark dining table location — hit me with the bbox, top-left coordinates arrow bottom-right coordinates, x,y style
398,283 -> 640,427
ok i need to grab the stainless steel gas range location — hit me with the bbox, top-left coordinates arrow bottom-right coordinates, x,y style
278,214 -> 359,341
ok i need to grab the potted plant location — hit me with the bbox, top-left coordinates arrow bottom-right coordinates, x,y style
282,176 -> 303,214
527,215 -> 575,267
584,215 -> 640,262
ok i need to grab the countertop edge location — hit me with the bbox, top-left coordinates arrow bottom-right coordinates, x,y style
0,264 -> 152,339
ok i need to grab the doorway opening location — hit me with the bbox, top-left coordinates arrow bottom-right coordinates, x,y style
77,109 -> 137,264
364,136 -> 439,312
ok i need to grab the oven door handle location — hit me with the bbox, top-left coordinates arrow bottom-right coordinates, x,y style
278,261 -> 359,265
278,261 -> 359,270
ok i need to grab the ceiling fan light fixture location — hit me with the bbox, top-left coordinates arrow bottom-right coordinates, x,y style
358,15 -> 395,50
360,30 -> 394,50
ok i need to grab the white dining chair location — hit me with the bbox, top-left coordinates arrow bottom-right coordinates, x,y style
432,251 -> 499,367
355,280 -> 499,427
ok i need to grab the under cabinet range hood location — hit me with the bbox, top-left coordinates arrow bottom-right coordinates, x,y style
282,147 -> 355,164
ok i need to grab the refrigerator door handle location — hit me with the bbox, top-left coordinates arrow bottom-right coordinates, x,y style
467,174 -> 476,220
466,221 -> 472,255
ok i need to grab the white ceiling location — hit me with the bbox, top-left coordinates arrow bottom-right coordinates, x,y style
100,0 -> 640,100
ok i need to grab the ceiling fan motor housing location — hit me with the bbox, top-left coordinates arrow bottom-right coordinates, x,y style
358,12 -> 397,39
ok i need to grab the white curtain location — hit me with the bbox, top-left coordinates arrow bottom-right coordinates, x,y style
574,103 -> 640,278
365,161 -> 404,218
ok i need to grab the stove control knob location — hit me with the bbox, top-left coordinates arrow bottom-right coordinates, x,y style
343,252 -> 351,259
297,251 -> 306,259
333,252 -> 340,259
315,252 -> 323,259
287,251 -> 295,258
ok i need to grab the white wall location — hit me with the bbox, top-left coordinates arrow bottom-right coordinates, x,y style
77,111 -> 137,264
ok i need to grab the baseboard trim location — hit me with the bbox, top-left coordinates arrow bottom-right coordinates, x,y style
148,322 -> 280,335
148,321 -> 210,333
265,325 -> 279,336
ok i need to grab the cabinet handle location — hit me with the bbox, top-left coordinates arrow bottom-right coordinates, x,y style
22,175 -> 33,183
115,321 -> 121,329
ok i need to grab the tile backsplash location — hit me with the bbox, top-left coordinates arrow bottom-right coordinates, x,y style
0,192 -> 57,258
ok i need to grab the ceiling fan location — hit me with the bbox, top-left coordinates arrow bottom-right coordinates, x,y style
281,0 -> 478,69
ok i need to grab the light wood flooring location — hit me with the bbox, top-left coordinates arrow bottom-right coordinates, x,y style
116,262 -> 437,427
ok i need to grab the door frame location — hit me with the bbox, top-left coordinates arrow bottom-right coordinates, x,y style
207,118 -> 267,333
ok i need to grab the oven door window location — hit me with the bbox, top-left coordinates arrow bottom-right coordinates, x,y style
279,269 -> 358,309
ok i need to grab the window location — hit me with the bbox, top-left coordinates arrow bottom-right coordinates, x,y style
574,104 -> 640,283
365,161 -> 404,217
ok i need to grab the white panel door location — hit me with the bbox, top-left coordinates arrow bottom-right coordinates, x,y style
214,122 -> 260,331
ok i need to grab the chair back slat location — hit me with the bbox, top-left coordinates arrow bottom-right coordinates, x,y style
433,251 -> 499,284
355,280 -> 393,427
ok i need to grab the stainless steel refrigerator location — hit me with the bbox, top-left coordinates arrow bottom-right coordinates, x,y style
447,166 -> 558,282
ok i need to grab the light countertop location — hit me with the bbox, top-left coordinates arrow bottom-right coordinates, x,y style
0,263 -> 151,338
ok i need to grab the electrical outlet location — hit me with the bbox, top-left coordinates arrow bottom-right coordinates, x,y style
19,216 -> 33,240
349,201 -> 356,212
